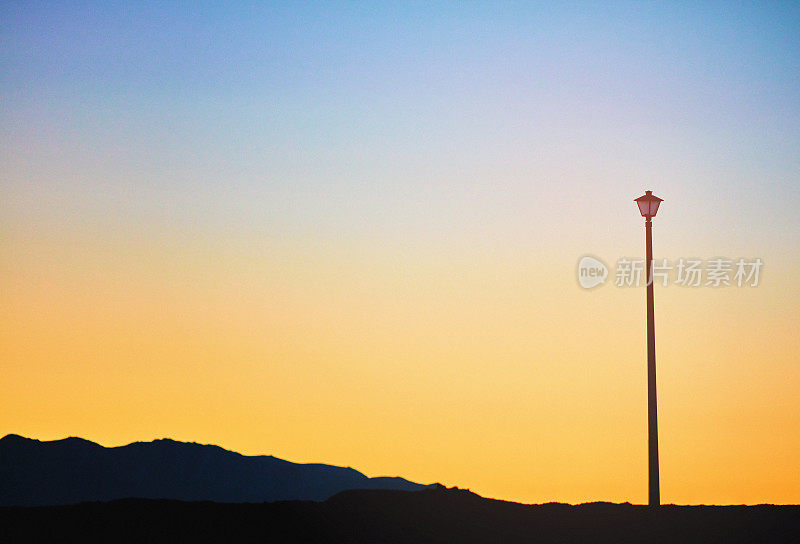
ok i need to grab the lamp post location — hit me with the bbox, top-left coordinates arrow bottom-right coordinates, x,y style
635,190 -> 663,507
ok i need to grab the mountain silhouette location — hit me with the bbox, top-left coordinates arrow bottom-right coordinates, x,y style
0,434 -> 428,506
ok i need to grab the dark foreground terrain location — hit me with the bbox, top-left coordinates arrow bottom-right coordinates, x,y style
2,487 -> 798,543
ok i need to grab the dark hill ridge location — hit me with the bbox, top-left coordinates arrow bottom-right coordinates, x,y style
1,488 -> 798,543
0,434 -> 428,506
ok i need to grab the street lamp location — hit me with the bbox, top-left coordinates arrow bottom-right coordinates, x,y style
634,190 -> 663,507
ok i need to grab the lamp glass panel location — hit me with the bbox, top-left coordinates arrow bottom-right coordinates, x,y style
649,199 -> 660,217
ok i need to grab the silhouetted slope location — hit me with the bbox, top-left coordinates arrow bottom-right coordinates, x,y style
1,487 -> 797,543
0,434 -> 427,506
322,488 -> 799,543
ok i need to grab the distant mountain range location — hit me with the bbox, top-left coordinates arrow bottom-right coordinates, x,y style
0,434 -> 429,506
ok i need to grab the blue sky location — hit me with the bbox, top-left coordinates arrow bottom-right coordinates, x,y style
3,1 -> 799,281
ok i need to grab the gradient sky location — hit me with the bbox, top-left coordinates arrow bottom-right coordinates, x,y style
2,2 -> 799,505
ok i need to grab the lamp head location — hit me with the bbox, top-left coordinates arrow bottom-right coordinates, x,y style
635,190 -> 663,219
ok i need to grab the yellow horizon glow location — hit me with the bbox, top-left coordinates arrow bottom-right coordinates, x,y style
3,225 -> 798,505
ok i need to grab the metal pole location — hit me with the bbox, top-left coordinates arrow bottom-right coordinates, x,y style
646,217 -> 660,506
